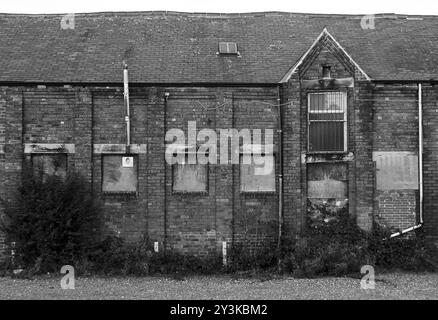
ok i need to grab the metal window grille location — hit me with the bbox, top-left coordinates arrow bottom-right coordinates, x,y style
308,92 -> 347,152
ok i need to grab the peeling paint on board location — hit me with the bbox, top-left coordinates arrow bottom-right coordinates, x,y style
307,163 -> 348,199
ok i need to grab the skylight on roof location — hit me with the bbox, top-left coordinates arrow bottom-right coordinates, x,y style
218,42 -> 238,55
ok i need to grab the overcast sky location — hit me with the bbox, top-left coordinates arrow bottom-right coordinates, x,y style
1,0 -> 438,15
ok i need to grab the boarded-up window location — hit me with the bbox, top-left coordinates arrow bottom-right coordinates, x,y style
373,151 -> 419,190
307,163 -> 348,199
173,162 -> 207,192
32,154 -> 67,178
240,154 -> 275,192
308,92 -> 347,152
102,155 -> 138,193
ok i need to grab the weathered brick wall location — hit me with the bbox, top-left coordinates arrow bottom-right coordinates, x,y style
0,88 -> 5,258
0,85 -> 280,256
232,89 -> 279,251
372,84 -> 419,231
163,87 -> 279,254
353,81 -> 374,231
92,89 -> 148,243
423,84 -> 438,246
376,190 -> 417,230
0,87 -> 23,259
281,33 -> 374,236
0,80 -> 437,257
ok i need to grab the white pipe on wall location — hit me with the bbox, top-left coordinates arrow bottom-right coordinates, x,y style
418,83 -> 424,225
123,62 -> 131,147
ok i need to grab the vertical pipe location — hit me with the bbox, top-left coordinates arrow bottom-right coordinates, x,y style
163,92 -> 169,252
123,62 -> 131,148
277,87 -> 283,269
418,83 -> 424,224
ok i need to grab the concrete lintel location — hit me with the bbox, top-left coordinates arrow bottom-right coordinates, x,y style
304,152 -> 355,164
94,144 -> 147,154
301,77 -> 354,90
24,143 -> 75,154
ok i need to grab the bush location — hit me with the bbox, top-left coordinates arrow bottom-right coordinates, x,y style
227,242 -> 278,272
81,235 -> 223,276
0,166 -> 101,274
281,200 -> 437,277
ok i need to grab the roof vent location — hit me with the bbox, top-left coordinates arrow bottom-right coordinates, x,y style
218,42 -> 238,55
322,65 -> 332,79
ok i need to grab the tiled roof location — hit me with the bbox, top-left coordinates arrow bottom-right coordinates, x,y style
0,11 -> 438,83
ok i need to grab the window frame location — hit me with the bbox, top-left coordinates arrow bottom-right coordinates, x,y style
101,154 -> 139,195
307,91 -> 348,153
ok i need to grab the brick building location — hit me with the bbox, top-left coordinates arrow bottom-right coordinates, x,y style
0,11 -> 437,255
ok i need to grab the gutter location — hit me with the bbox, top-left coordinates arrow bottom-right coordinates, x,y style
388,83 -> 424,238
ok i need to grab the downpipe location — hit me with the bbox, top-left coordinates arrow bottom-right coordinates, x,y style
123,62 -> 131,149
276,88 -> 284,269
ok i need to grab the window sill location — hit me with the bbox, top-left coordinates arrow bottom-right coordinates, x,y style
307,151 -> 348,155
172,191 -> 209,195
240,191 -> 277,195
101,191 -> 139,199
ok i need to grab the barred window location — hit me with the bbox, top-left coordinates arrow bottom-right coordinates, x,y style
308,92 -> 347,152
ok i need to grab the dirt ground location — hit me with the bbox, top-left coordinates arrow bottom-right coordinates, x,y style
0,272 -> 437,300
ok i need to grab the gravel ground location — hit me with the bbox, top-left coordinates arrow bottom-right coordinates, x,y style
0,272 -> 437,300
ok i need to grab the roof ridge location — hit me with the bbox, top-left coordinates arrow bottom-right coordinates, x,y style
0,11 -> 437,18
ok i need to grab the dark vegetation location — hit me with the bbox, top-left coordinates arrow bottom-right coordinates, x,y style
0,171 -> 436,277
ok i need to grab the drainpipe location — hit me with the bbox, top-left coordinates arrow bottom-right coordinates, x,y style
388,83 -> 424,239
123,62 -> 131,150
163,92 -> 169,252
277,87 -> 284,267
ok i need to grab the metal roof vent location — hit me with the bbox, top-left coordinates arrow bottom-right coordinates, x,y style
218,42 -> 239,55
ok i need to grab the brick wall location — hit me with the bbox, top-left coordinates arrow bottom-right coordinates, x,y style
0,88 -> 5,259
0,85 -> 281,256
423,84 -> 438,246
372,84 -> 420,232
0,79 -> 437,256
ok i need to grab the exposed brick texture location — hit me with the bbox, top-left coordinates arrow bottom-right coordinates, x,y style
1,33 -> 438,256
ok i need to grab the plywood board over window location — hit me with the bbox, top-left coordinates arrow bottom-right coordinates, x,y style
32,154 -> 67,178
102,155 -> 138,193
240,154 -> 276,192
373,151 -> 418,190
307,163 -> 348,199
173,163 -> 207,193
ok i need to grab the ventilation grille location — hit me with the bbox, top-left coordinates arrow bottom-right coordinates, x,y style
218,42 -> 238,54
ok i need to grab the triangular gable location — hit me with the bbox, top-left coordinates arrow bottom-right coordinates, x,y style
280,28 -> 371,82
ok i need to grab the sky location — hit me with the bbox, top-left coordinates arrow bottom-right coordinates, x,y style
1,0 -> 438,15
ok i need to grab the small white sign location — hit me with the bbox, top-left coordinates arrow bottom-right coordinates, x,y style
154,241 -> 159,253
222,241 -> 227,266
122,156 -> 134,168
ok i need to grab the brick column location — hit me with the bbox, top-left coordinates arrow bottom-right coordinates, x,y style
215,91 -> 234,250
354,82 -> 374,231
